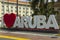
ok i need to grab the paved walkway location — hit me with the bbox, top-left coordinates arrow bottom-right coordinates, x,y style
0,30 -> 60,40
0,35 -> 30,40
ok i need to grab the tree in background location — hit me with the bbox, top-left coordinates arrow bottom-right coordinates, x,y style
31,0 -> 48,16
31,0 -> 39,15
48,0 -> 59,16
30,0 -> 58,16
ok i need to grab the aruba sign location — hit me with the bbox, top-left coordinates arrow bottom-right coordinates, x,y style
1,13 -> 59,31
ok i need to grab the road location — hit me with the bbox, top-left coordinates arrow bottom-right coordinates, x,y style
0,30 -> 60,40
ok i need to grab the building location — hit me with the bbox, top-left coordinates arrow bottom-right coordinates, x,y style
0,0 -> 60,25
54,1 -> 60,14
0,0 -> 33,18
54,0 -> 60,25
0,0 -> 60,17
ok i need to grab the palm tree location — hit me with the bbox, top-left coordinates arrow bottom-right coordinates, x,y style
29,0 -> 58,16
48,0 -> 55,15
31,0 -> 39,15
44,0 -> 48,16
39,0 -> 45,15
30,0 -> 49,16
51,0 -> 56,14
30,0 -> 48,16
48,0 -> 58,16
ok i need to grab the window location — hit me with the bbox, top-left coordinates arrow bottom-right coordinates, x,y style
30,12 -> 32,14
26,11 -> 28,13
19,11 -> 21,13
19,7 -> 21,9
6,6 -> 8,7
23,11 -> 25,13
6,10 -> 9,12
11,10 -> 13,12
1,13 -> 4,15
31,8 -> 32,10
2,5 -> 4,7
11,6 -> 13,8
26,8 -> 28,10
23,8 -> 25,10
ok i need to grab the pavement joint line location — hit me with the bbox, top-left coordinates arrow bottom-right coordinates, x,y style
0,35 -> 30,40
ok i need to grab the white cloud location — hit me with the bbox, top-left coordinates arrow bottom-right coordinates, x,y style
48,0 -> 57,2
18,0 -> 57,2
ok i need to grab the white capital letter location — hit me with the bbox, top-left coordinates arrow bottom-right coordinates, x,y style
46,15 -> 59,29
37,15 -> 46,28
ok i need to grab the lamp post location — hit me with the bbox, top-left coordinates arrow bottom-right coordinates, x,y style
17,0 -> 18,16
26,1 -> 27,16
2,0 -> 5,15
8,0 -> 9,13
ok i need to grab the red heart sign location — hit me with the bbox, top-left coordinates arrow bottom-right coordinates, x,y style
3,13 -> 16,28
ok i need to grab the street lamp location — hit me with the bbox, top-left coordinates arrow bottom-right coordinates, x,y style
17,0 -> 18,16
8,0 -> 9,13
2,0 -> 5,15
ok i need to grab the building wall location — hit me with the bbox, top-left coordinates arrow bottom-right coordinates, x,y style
0,0 -> 60,17
54,2 -> 60,25
0,2 -> 2,17
0,1 -> 33,17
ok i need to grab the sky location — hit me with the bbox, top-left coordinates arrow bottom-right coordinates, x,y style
19,0 -> 58,2
48,0 -> 57,2
21,0 -> 29,1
